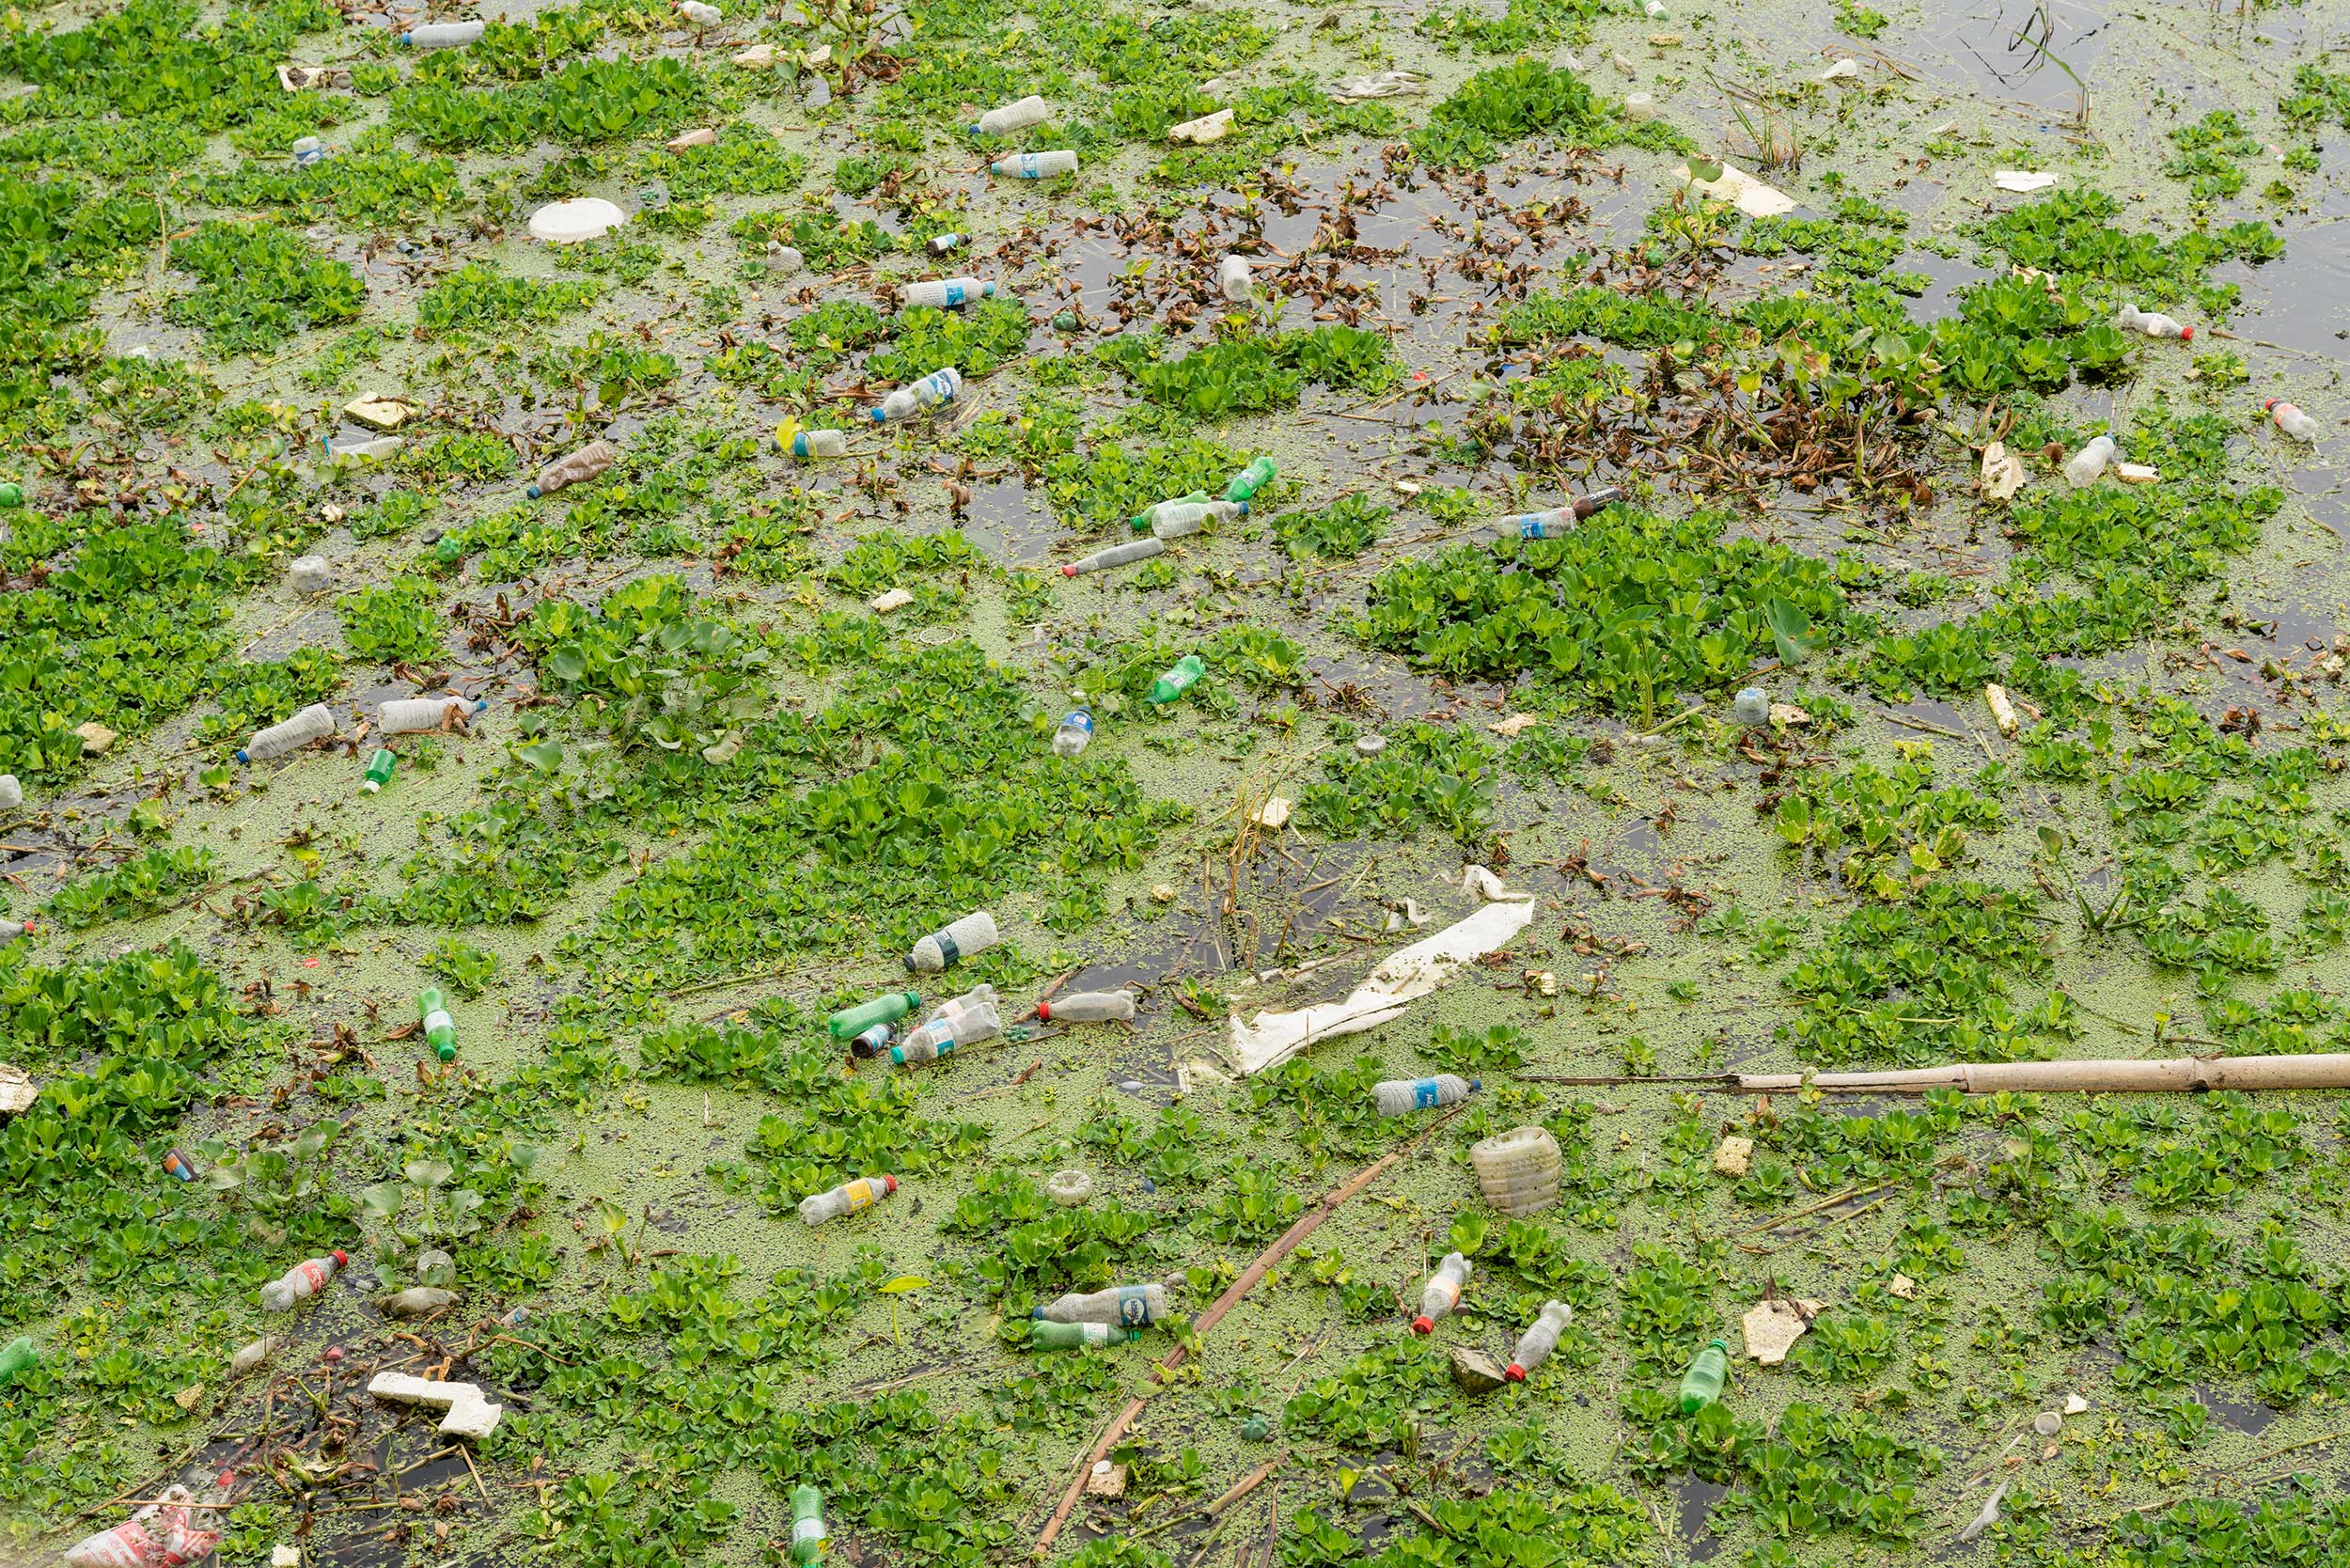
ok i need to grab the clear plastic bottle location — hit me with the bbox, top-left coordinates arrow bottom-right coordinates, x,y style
848,1022 -> 893,1058
0,1335 -> 37,1387
1033,1319 -> 1134,1348
1151,499 -> 1246,541
2116,304 -> 2191,340
2063,435 -> 2116,487
1034,1282 -> 1168,1325
1471,1126 -> 1561,1217
376,695 -> 485,734
1149,655 -> 1206,706
1129,492 -> 1207,531
1036,990 -> 1136,1024
1218,256 -> 1252,303
1373,1074 -> 1477,1116
380,1286 -> 458,1319
828,990 -> 920,1038
417,987 -> 457,1063
790,1485 -> 827,1564
901,277 -> 996,309
0,775 -> 19,811
799,1173 -> 896,1225
400,20 -> 485,46
870,367 -> 963,423
764,243 -> 805,274
288,555 -> 331,593
974,95 -> 1050,133
1678,1337 -> 1731,1412
229,1335 -> 284,1378
1412,1252 -> 1471,1333
292,135 -> 327,168
677,0 -> 721,23
786,429 -> 849,459
928,983 -> 998,1024
891,997 -> 1001,1063
1,918 -> 34,944
907,910 -> 996,971
415,1248 -> 456,1286
1223,457 -> 1277,505
927,233 -> 966,257
1063,539 -> 1164,576
2266,399 -> 2320,443
527,440 -> 616,499
1507,1301 -> 1574,1381
1510,488 -> 1623,539
259,1250 -> 348,1311
1053,709 -> 1094,758
1732,687 -> 1769,727
992,150 -> 1079,179
323,435 -> 401,463
238,703 -> 336,763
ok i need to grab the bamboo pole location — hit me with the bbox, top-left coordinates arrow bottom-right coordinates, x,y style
1732,1052 -> 2350,1095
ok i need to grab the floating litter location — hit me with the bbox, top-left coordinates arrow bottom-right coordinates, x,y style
528,198 -> 629,244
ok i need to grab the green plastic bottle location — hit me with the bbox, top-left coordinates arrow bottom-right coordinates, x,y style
0,481 -> 22,510
362,748 -> 396,795
1149,655 -> 1207,706
0,1336 -> 36,1387
827,990 -> 920,1040
1032,1320 -> 1136,1350
417,986 -> 457,1062
1677,1337 -> 1731,1413
1223,457 -> 1277,505
790,1484 -> 827,1565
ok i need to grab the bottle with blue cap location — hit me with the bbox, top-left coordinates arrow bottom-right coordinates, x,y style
400,19 -> 484,46
528,440 -> 615,498
900,277 -> 995,310
1052,709 -> 1093,758
870,368 -> 963,423
781,427 -> 848,459
1373,1074 -> 1478,1116
890,996 -> 1000,1064
239,703 -> 337,763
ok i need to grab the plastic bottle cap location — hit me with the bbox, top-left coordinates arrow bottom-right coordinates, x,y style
2264,399 -> 2280,411
1412,1315 -> 1434,1334
1060,564 -> 1078,577
1505,1364 -> 1527,1381
1036,1001 -> 1052,1021
332,1250 -> 349,1266
362,781 -> 381,793
234,749 -> 251,763
2178,327 -> 2194,340
398,29 -> 413,42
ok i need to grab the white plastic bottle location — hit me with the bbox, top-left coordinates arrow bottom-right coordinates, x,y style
1373,1074 -> 1477,1116
376,696 -> 485,734
907,909 -> 996,971
1507,1301 -> 1574,1382
676,0 -> 721,24
2116,304 -> 2192,340
1,918 -> 34,944
799,1173 -> 896,1225
2266,399 -> 2320,442
1412,1252 -> 1471,1334
400,20 -> 485,47
258,1250 -> 348,1311
1052,709 -> 1093,757
0,774 -> 24,810
992,150 -> 1078,179
229,1335 -> 285,1377
292,136 -> 327,168
238,704 -> 337,763
764,243 -> 805,274
527,440 -> 616,499
1471,1126 -> 1561,1217
1036,990 -> 1136,1024
1511,488 -> 1623,538
1035,1282 -> 1167,1326
890,998 -> 1001,1064
1149,499 -> 1246,540
900,277 -> 995,310
785,428 -> 848,459
2063,435 -> 2116,487
870,368 -> 964,424
973,95 -> 1049,134
1063,539 -> 1164,577
1218,256 -> 1252,303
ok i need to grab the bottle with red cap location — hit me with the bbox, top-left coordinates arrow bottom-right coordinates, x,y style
1412,1252 -> 1471,1333
1507,1301 -> 1574,1382
258,1250 -> 348,1311
2116,304 -> 2191,340
2266,400 -> 2319,443
1037,990 -> 1135,1024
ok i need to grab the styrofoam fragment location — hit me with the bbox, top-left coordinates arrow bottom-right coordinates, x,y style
368,1371 -> 504,1439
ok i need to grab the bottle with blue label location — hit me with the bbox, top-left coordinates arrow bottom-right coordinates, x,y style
1052,709 -> 1093,758
1372,1074 -> 1478,1116
1034,1281 -> 1168,1326
901,277 -> 995,310
992,149 -> 1078,179
869,367 -> 963,423
890,996 -> 1001,1064
1510,488 -> 1623,539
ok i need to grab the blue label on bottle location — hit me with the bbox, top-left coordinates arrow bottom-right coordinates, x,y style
1117,1286 -> 1150,1325
943,282 -> 967,306
1413,1078 -> 1441,1108
1061,711 -> 1092,735
1515,515 -> 1546,539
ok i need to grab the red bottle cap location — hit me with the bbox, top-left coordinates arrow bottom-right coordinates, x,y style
880,1175 -> 898,1194
2264,399 -> 2282,412
1060,565 -> 1077,577
2178,326 -> 2194,341
331,1249 -> 349,1266
1035,1001 -> 1053,1022
1412,1315 -> 1434,1334
1505,1364 -> 1527,1382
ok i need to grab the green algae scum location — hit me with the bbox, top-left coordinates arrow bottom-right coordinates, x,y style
8,0 -> 2350,1563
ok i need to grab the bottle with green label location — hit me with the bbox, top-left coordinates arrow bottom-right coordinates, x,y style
1032,1320 -> 1138,1350
1223,457 -> 1277,505
791,1485 -> 827,1564
0,481 -> 22,509
417,987 -> 457,1062
0,1336 -> 37,1387
1677,1337 -> 1731,1413
1149,655 -> 1206,706
362,748 -> 396,794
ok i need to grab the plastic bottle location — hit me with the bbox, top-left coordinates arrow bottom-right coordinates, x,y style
0,481 -> 22,508
1046,1169 -> 1093,1206
1053,709 -> 1094,758
292,135 -> 326,168
288,555 -> 331,593
786,428 -> 849,459
1373,1074 -> 1478,1116
798,1173 -> 896,1225
1732,687 -> 1769,727
0,1336 -> 36,1387
0,918 -> 32,944
1148,655 -> 1206,706
63,1482 -> 224,1568
848,1022 -> 894,1058
360,748 -> 397,794
870,367 -> 964,424
790,1485 -> 827,1565
1036,990 -> 1136,1024
2116,304 -> 2191,340
527,440 -> 616,499
1223,457 -> 1277,505
259,1250 -> 348,1311
162,1148 -> 198,1183
1150,500 -> 1246,541
1641,0 -> 1668,16
677,0 -> 720,23
907,910 -> 996,971
1063,539 -> 1164,576
992,150 -> 1079,179
2062,435 -> 2116,487
1507,1301 -> 1574,1382
927,983 -> 998,1024
1033,1320 -> 1135,1349
764,243 -> 805,274
901,277 -> 996,310
400,19 -> 485,46
1035,1282 -> 1168,1326
973,95 -> 1050,133
323,435 -> 401,463
1219,256 -> 1252,303
0,775 -> 19,811
1128,492 -> 1206,530
1413,1252 -> 1471,1333
380,1286 -> 458,1319
1471,1126 -> 1561,1217
2266,399 -> 2320,442
890,998 -> 1001,1064
238,703 -> 336,763
415,1247 -> 455,1286
828,990 -> 920,1038
376,696 -> 486,734
229,1335 -> 284,1377
417,986 -> 457,1063
927,233 -> 965,257
1509,488 -> 1624,539
1678,1337 -> 1731,1412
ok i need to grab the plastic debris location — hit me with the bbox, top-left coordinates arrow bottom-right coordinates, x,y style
287,555 -> 331,594
1732,687 -> 1769,726
1472,1125 -> 1559,1215
0,919 -> 32,945
239,703 -> 336,763
1063,538 -> 1165,576
2114,462 -> 2159,484
1256,795 -> 1292,830
908,910 -> 997,972
974,95 -> 1050,133
1678,158 -> 1794,216
528,439 -> 617,498
2266,399 -> 2319,442
376,695 -> 484,734
1373,1074 -> 1478,1116
927,232 -> 966,256
1148,655 -> 1208,706
2117,303 -> 2191,340
870,367 -> 963,423
1144,499 -> 1246,539
2063,1392 -> 2089,1415
1980,440 -> 2026,502
0,1064 -> 32,1114
1490,713 -> 1539,738
1508,1301 -> 1574,1382
1508,487 -> 1623,537
1413,1252 -> 1472,1333
1036,991 -> 1135,1024
1169,108 -> 1234,144
259,1251 -> 347,1311
1985,683 -> 2021,737
415,1248 -> 455,1286
780,425 -> 845,459
992,150 -> 1079,178
277,63 -> 350,90
1678,1337 -> 1731,1411
0,775 -> 19,810
1052,709 -> 1093,757
2031,1409 -> 2062,1436
229,1335 -> 284,1378
801,1174 -> 897,1225
368,1371 -> 504,1439
528,197 -> 629,244
401,20 -> 484,47
1819,56 -> 1861,83
848,1022 -> 893,1058
76,720 -> 115,756
1994,169 -> 2059,192
2062,434 -> 2116,487
1037,1282 -> 1169,1326
1887,1272 -> 1917,1299
901,277 -> 995,309
891,996 -> 1000,1062
323,434 -> 401,464
1224,456 -> 1277,503
676,0 -> 721,24
379,1286 -> 458,1319
1085,1460 -> 1128,1498
162,1147 -> 197,1182
273,1548 -> 302,1568
64,1483 -> 223,1567
829,990 -> 919,1038
1219,254 -> 1253,302
1622,91 -> 1657,121
1035,1321 -> 1134,1352
1712,1136 -> 1753,1176
1355,733 -> 1387,758
790,1486 -> 827,1564
869,588 -> 915,614
417,987 -> 457,1062
666,127 -> 717,153
1955,1480 -> 2010,1544
0,1335 -> 37,1387
1329,71 -> 1428,100
291,135 -> 327,167
1045,1169 -> 1094,1206
1740,1298 -> 1817,1364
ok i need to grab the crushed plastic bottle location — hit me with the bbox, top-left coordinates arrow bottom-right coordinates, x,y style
259,1250 -> 348,1311
229,1334 -> 285,1378
828,990 -> 920,1038
380,1286 -> 459,1319
763,242 -> 804,274
901,277 -> 996,309
292,135 -> 327,167
1732,687 -> 1769,727
527,439 -> 616,499
1148,499 -> 1246,540
1413,1252 -> 1472,1333
1677,1337 -> 1731,1412
799,1174 -> 896,1225
415,1248 -> 456,1286
783,428 -> 848,459
1035,1282 -> 1168,1325
400,19 -> 485,46
417,986 -> 457,1062
323,434 -> 401,463
1063,538 -> 1165,576
992,149 -> 1079,178
361,748 -> 396,794
1053,709 -> 1094,757
790,1485 -> 828,1565
907,910 -> 997,972
2266,399 -> 2320,442
1507,1301 -> 1574,1381
2062,435 -> 2116,488
1032,1320 -> 1135,1349
64,1482 -> 224,1568
869,367 -> 963,423
1508,487 -> 1624,538
1149,655 -> 1207,706
1471,1126 -> 1561,1217
376,695 -> 485,734
890,996 -> 1001,1063
162,1148 -> 198,1182
1373,1074 -> 1478,1116
1223,457 -> 1277,505
1036,990 -> 1136,1024
238,703 -> 336,763
0,1335 -> 37,1387
1218,255 -> 1252,303
2116,304 -> 2191,340
973,95 -> 1050,133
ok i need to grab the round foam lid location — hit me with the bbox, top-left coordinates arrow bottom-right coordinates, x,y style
528,197 -> 628,244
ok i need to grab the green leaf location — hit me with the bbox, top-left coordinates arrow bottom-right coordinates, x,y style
1763,596 -> 1820,666
517,739 -> 565,773
879,1275 -> 930,1294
